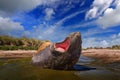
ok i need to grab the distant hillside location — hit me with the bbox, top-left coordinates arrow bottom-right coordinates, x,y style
0,35 -> 49,50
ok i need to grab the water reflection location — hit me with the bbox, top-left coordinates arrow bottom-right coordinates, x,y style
73,64 -> 96,71
75,69 -> 120,80
0,56 -> 120,80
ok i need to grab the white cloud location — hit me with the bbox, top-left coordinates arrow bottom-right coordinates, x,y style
83,38 -> 98,48
0,5 -> 86,41
110,33 -> 120,45
85,7 -> 98,19
86,0 -> 120,29
118,33 -> 120,37
27,24 -> 70,42
0,16 -> 24,36
0,0 -> 59,17
85,0 -> 113,20
97,3 -> 120,29
113,32 -> 120,38
99,40 -> 109,47
40,9 -> 86,40
56,9 -> 87,26
83,28 -> 113,37
83,38 -> 109,48
110,34 -> 117,39
104,8 -> 113,15
44,8 -> 55,20
22,31 -> 31,37
33,9 -> 86,41
83,32 -> 120,48
83,38 -> 110,48
112,0 -> 120,7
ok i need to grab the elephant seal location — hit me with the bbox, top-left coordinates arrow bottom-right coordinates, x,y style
32,32 -> 82,70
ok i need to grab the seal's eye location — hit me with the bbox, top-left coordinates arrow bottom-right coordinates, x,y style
54,38 -> 70,52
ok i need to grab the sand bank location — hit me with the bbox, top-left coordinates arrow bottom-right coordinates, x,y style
0,50 -> 37,58
0,49 -> 120,63
82,49 -> 120,63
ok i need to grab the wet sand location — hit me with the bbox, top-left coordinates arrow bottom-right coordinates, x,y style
0,49 -> 120,63
0,50 -> 37,58
82,49 -> 120,63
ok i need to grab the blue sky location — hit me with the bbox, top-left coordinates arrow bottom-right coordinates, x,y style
0,0 -> 120,48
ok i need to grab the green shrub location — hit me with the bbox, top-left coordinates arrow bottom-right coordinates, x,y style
0,35 -> 48,50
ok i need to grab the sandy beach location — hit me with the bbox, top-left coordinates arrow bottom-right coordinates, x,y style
0,50 -> 37,58
0,49 -> 120,63
82,49 -> 120,63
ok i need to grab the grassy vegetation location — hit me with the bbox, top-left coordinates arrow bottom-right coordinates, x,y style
0,35 -> 49,50
1,35 -> 120,50
110,45 -> 120,49
86,45 -> 120,50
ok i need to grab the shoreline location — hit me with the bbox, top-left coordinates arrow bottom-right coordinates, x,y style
0,49 -> 120,63
82,49 -> 120,63
0,50 -> 37,58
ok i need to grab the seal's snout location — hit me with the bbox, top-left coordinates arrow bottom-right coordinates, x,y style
74,32 -> 80,36
74,32 -> 80,39
69,32 -> 80,38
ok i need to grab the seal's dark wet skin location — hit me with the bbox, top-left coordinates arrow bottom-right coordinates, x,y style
32,32 -> 82,69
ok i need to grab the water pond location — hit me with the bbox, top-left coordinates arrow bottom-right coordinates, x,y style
0,56 -> 120,80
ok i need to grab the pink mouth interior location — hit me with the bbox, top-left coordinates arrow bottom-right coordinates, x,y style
55,38 -> 70,52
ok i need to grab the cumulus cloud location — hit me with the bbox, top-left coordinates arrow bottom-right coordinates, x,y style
86,0 -> 120,29
0,16 -> 24,36
85,7 -> 98,19
83,32 -> 120,48
83,38 -> 98,48
99,40 -> 109,47
0,1 -> 86,41
112,0 -> 120,7
118,33 -> 120,37
110,32 -> 120,45
83,37 -> 109,48
85,0 -> 113,20
97,1 -> 120,29
0,0 -> 60,37
0,0 -> 58,17
83,38 -> 109,48
44,8 -> 55,20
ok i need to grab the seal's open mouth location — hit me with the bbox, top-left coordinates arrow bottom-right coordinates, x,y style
54,38 -> 70,52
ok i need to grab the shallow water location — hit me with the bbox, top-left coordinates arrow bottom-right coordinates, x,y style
0,56 -> 120,80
